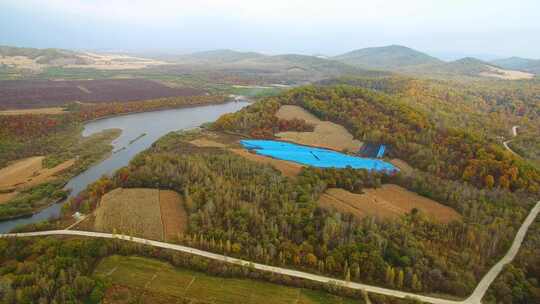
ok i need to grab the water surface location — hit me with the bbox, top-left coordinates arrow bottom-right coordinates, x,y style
0,101 -> 249,232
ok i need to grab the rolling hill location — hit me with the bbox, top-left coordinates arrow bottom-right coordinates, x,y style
168,50 -> 387,83
418,57 -> 535,79
491,57 -> 540,74
173,49 -> 266,64
333,45 -> 443,70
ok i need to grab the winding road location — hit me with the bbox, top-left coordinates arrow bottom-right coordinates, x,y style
1,199 -> 539,304
503,125 -> 519,156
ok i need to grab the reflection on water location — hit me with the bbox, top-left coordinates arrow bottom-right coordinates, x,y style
0,101 -> 249,232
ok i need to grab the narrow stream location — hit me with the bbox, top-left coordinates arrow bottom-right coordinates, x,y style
0,101 -> 249,232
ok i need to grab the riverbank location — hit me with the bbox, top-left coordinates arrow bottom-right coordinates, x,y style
0,101 -> 250,233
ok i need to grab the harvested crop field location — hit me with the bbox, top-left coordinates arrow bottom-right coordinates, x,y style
319,185 -> 460,223
159,190 -> 188,241
275,105 -> 362,151
0,107 -> 67,115
0,156 -> 74,191
94,188 -> 187,241
230,148 -> 303,177
0,79 -> 205,109
95,188 -> 163,240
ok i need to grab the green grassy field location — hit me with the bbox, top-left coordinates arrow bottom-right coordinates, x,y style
95,255 -> 361,304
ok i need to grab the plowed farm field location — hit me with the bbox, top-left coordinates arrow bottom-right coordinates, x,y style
0,79 -> 205,109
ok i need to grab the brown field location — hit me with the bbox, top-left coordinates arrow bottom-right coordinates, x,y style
479,65 -> 534,80
230,148 -> 303,177
159,190 -> 188,241
95,188 -> 164,240
0,191 -> 18,205
65,52 -> 168,70
318,185 -> 460,223
0,79 -> 205,109
189,138 -> 227,148
390,158 -> 414,176
0,156 -> 74,191
275,105 -> 362,151
0,107 -> 67,115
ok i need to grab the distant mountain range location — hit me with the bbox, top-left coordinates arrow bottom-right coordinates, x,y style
1,45 -> 537,81
331,45 -> 536,79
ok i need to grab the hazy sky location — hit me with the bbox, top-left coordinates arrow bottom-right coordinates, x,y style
1,0 -> 539,59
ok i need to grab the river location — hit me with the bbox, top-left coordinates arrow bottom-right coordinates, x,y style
0,101 -> 249,233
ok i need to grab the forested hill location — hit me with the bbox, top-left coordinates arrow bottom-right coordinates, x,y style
333,45 -> 442,70
214,85 -> 540,194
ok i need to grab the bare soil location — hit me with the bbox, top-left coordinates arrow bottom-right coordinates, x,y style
229,148 -> 303,177
275,105 -> 362,151
480,65 -> 534,80
0,156 -> 74,191
159,190 -> 188,241
319,185 -> 460,223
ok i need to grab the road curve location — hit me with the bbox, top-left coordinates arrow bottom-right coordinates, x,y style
503,125 -> 519,156
2,200 -> 539,304
464,200 -> 540,303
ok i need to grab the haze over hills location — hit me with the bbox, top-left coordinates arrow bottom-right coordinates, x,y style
491,57 -> 540,74
0,44 -> 537,82
332,45 -> 536,80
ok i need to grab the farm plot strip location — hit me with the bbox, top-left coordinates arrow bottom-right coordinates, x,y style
159,190 -> 187,241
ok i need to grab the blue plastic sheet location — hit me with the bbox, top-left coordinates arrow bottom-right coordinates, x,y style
376,145 -> 386,158
240,140 -> 398,172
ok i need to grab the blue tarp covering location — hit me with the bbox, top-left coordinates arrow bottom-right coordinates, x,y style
376,145 -> 386,158
240,140 -> 398,172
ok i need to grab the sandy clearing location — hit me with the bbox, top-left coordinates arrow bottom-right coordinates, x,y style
230,148 -> 303,177
479,65 -> 534,80
0,107 -> 67,115
66,52 -> 168,70
319,185 -> 460,223
95,188 -> 163,240
275,105 -> 362,151
0,156 -> 73,204
0,156 -> 44,190
0,55 -> 43,71
159,190 -> 187,241
189,138 -> 227,148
